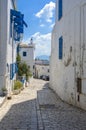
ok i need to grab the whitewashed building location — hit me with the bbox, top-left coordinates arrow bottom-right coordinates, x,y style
0,0 -> 17,96
0,0 -> 27,96
50,0 -> 86,110
35,60 -> 49,79
19,40 -> 35,75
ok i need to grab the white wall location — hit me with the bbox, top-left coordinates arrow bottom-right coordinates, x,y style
7,0 -> 17,93
0,0 -> 7,90
19,45 -> 35,75
55,0 -> 84,22
0,0 -> 16,95
35,65 -> 49,79
50,0 -> 86,110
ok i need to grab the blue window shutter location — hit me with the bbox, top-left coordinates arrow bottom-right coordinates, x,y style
10,63 -> 15,80
58,0 -> 63,20
13,63 -> 15,74
10,64 -> 13,80
59,36 -> 63,59
10,16 -> 12,37
10,9 -> 28,42
15,63 -> 18,73
17,44 -> 20,53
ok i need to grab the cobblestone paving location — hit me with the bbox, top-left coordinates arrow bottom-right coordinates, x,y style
0,79 -> 86,130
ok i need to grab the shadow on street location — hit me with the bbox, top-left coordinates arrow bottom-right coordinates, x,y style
0,81 -> 86,130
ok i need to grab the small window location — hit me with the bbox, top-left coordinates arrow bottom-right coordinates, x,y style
59,36 -> 63,59
58,0 -> 63,20
33,65 -> 35,69
23,52 -> 27,56
77,78 -> 82,94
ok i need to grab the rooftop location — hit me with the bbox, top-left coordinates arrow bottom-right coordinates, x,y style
19,43 -> 35,49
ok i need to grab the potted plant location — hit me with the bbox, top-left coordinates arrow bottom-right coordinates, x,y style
13,80 -> 23,95
1,87 -> 7,96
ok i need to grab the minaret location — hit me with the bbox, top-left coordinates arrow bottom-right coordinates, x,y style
30,37 -> 33,44
29,37 -> 35,49
28,38 -> 35,76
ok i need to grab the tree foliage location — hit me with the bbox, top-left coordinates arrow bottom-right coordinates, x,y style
16,54 -> 21,63
14,80 -> 23,90
16,54 -> 32,81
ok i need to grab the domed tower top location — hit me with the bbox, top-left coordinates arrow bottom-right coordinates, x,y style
30,37 -> 33,44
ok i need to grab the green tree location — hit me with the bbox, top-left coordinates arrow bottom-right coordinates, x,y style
16,54 -> 21,64
16,54 -> 32,81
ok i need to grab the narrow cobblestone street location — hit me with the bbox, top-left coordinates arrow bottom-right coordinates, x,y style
0,79 -> 86,130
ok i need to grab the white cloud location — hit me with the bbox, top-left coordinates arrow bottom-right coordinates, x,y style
35,1 -> 55,23
25,32 -> 51,57
50,23 -> 55,28
40,24 -> 45,27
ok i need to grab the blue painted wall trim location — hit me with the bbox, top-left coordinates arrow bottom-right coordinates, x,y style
58,0 -> 63,20
59,36 -> 63,59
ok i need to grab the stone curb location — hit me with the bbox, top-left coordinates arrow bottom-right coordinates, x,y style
0,96 -> 7,107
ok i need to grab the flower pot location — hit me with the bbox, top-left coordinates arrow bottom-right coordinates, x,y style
13,89 -> 20,95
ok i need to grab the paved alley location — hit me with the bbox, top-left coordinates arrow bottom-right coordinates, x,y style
0,79 -> 86,130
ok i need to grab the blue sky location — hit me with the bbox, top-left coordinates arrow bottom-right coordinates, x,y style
17,0 -> 56,57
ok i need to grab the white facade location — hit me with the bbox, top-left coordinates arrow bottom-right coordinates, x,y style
50,0 -> 86,110
35,65 -> 49,79
0,0 -> 17,95
35,60 -> 49,65
35,60 -> 49,79
19,43 -> 35,75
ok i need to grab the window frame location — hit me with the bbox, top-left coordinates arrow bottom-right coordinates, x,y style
23,51 -> 27,57
59,36 -> 63,60
58,0 -> 63,20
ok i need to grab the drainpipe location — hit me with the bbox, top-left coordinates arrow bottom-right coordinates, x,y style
12,20 -> 15,91
74,10 -> 77,106
7,18 -> 14,98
